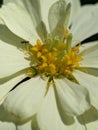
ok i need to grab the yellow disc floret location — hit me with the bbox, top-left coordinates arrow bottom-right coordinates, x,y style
24,35 -> 83,79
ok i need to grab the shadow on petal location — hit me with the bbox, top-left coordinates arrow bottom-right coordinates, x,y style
54,86 -> 75,125
0,69 -> 26,85
0,105 -> 19,123
77,106 -> 98,124
0,25 -> 23,49
31,115 -> 40,130
0,105 -> 32,125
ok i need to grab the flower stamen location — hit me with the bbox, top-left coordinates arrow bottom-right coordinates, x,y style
24,36 -> 83,79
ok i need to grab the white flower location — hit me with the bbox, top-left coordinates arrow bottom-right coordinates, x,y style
0,0 -> 98,130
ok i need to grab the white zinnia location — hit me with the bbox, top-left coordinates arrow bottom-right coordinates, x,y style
0,0 -> 98,130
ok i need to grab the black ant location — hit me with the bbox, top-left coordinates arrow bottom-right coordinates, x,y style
21,40 -> 29,44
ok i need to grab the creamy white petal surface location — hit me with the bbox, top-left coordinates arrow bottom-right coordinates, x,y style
17,121 -> 32,130
0,25 -> 24,48
4,0 -> 57,33
67,0 -> 81,25
79,41 -> 98,54
80,57 -> 98,68
0,122 -> 16,130
55,78 -> 90,116
79,41 -> 98,68
3,77 -> 46,120
40,0 -> 57,32
19,0 -> 47,41
37,86 -> 66,130
71,4 -> 98,43
21,0 -> 42,26
0,74 -> 25,103
73,70 -> 98,109
37,86 -> 86,130
0,2 -> 38,43
48,0 -> 71,39
4,0 -> 81,28
0,40 -> 29,78
4,0 -> 13,3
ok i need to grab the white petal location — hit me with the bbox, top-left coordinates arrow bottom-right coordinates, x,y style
3,77 -> 46,120
0,18 -> 4,24
71,4 -> 98,43
40,0 -> 57,32
0,122 -> 16,130
0,2 -> 38,43
21,0 -> 47,41
48,1 -> 71,39
37,86 -> 86,130
0,74 -> 26,103
4,0 -> 13,4
37,86 -> 66,130
0,40 -> 29,78
17,121 -> 32,130
4,0 -> 57,33
3,0 -> 56,32
0,97 -> 5,105
67,0 -> 81,25
0,25 -> 24,48
79,41 -> 98,54
79,41 -> 98,68
73,70 -> 98,109
55,78 -> 90,116
80,57 -> 98,68
41,0 -> 80,31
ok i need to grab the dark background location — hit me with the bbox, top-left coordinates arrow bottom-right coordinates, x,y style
81,0 -> 98,4
0,0 -> 98,5
0,0 -> 98,41
80,0 -> 98,42
0,0 -> 98,6
81,0 -> 98,42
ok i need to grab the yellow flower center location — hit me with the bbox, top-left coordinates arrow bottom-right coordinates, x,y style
24,33 -> 83,80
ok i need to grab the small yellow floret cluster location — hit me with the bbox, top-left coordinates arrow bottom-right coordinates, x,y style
25,37 -> 82,78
